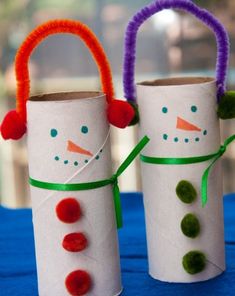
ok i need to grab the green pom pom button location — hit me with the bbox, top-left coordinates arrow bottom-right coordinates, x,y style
182,250 -> 206,274
128,102 -> 140,126
181,213 -> 200,238
217,91 -> 235,119
176,180 -> 197,204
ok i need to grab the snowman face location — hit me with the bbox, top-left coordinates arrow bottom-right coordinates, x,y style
27,92 -> 110,182
49,124 -> 102,168
137,78 -> 220,157
160,103 -> 208,144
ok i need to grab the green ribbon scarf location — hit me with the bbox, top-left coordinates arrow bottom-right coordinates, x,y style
140,135 -> 235,207
29,135 -> 150,229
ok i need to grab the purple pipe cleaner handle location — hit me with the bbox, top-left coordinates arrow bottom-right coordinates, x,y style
123,0 -> 230,102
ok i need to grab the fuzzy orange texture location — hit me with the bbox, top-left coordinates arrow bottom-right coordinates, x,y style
15,19 -> 115,122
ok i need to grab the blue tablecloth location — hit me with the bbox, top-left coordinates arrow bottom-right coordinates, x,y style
0,193 -> 234,296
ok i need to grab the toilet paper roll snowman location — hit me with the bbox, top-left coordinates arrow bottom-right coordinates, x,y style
27,91 -> 121,296
123,0 -> 235,283
0,19 -> 147,295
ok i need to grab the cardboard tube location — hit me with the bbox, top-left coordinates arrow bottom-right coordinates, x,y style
27,92 -> 122,295
137,77 -> 225,283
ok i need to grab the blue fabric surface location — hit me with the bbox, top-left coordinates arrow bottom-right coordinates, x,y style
0,193 -> 234,296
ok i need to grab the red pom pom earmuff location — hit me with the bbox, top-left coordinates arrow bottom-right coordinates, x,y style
0,110 -> 27,140
107,100 -> 135,128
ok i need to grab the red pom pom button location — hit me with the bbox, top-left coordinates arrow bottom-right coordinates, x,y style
62,232 -> 88,252
1,110 -> 27,140
65,270 -> 92,295
56,198 -> 81,223
107,100 -> 135,128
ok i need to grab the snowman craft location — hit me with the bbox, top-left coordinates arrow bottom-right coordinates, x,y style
123,0 -> 235,283
0,20 -> 147,295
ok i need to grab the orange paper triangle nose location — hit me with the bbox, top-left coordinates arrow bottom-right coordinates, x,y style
176,117 -> 201,131
67,140 -> 93,156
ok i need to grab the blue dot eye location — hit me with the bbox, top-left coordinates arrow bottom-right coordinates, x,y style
191,105 -> 197,113
81,125 -> 89,134
50,129 -> 58,137
162,107 -> 168,114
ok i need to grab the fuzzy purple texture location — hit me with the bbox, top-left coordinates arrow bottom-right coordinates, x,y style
123,0 -> 230,102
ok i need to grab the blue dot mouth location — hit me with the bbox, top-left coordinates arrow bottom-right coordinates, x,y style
174,137 -> 179,143
54,146 -> 104,166
162,127 -> 208,143
161,135 -> 203,143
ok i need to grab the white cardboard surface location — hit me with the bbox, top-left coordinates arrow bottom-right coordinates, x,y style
27,93 -> 122,295
137,79 -> 225,283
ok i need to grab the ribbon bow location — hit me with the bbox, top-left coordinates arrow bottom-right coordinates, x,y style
29,135 -> 150,229
140,135 -> 235,207
201,134 -> 235,206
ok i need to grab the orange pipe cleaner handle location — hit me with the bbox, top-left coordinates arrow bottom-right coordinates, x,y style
15,19 -> 114,122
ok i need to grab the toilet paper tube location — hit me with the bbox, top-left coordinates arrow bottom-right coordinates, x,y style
137,77 -> 225,283
27,92 -> 122,295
